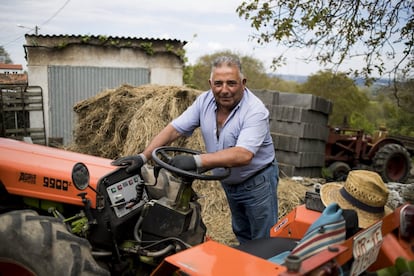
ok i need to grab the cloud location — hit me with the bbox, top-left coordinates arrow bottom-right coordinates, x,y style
0,0 -> 346,76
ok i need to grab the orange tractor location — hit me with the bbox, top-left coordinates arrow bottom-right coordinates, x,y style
0,137 -> 413,275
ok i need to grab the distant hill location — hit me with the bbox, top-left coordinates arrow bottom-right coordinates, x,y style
274,74 -> 389,87
353,77 -> 389,87
274,74 -> 308,83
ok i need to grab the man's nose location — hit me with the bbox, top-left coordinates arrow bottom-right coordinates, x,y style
222,83 -> 230,90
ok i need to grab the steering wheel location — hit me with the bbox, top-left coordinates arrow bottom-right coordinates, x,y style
152,146 -> 230,181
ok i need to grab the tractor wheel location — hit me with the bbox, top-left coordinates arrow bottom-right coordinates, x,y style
327,161 -> 351,181
0,210 -> 110,276
372,143 -> 412,183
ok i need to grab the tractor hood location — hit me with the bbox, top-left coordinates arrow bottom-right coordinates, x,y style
0,138 -> 115,208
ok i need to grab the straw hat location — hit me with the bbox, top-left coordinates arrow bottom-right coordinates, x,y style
320,170 -> 392,228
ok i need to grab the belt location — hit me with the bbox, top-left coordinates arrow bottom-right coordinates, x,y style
249,160 -> 274,179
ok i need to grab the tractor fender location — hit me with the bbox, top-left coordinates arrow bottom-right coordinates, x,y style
367,138 -> 405,158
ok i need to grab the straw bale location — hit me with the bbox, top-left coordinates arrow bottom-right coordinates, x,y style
278,178 -> 309,217
68,84 -> 203,157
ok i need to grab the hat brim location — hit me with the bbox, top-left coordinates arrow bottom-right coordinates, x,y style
320,183 -> 392,229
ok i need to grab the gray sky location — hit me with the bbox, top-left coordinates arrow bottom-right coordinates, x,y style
0,0 -> 384,77
0,0 -> 321,75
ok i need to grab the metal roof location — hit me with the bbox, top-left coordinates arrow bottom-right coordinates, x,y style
25,34 -> 187,45
0,63 -> 23,70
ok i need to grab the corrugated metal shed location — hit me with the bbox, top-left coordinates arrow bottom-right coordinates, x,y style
48,65 -> 149,144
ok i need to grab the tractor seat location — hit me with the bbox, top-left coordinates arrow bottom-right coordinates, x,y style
235,237 -> 299,259
234,208 -> 359,260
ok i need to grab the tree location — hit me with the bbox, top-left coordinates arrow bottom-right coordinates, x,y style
375,80 -> 414,135
0,46 -> 13,63
299,70 -> 370,127
237,0 -> 413,88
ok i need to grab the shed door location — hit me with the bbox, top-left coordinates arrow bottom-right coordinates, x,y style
48,66 -> 149,145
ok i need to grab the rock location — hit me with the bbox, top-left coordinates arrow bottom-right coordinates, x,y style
385,182 -> 414,209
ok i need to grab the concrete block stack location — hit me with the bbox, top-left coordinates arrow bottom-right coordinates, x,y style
253,90 -> 333,178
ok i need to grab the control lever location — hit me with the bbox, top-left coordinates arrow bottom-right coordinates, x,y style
77,192 -> 97,224
126,180 -> 145,209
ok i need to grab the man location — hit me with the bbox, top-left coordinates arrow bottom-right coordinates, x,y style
112,55 -> 279,243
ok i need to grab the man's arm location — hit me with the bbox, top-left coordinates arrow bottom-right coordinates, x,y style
141,123 -> 183,160
199,147 -> 254,169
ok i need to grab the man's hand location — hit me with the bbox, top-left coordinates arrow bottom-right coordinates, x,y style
169,155 -> 197,171
111,154 -> 145,173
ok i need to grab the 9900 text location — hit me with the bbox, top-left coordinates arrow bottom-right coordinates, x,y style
43,177 -> 69,191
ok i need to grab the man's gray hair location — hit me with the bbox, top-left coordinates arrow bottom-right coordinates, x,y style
211,56 -> 244,79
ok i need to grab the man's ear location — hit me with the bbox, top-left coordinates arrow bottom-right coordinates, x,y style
242,78 -> 247,85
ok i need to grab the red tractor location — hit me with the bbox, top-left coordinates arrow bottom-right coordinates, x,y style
325,127 -> 412,183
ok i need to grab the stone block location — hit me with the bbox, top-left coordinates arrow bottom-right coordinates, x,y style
271,133 -> 326,153
278,163 -> 323,178
270,105 -> 329,124
270,121 -> 330,141
252,90 -> 279,105
276,150 -> 325,167
278,92 -> 333,115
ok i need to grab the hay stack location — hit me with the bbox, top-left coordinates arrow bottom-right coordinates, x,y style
69,84 -> 309,246
69,84 -> 203,158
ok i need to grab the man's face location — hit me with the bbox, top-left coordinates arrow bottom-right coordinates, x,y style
209,65 -> 246,110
